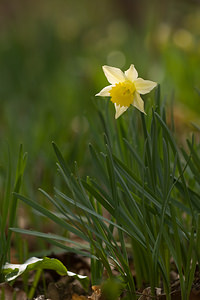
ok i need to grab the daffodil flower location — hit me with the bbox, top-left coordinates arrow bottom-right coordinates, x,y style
96,65 -> 157,119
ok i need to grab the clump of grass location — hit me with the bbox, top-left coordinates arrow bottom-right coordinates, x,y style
13,86 -> 200,299
0,145 -> 27,280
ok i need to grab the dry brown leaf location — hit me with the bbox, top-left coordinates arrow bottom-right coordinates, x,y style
138,287 -> 162,300
72,293 -> 87,300
88,285 -> 102,300
46,282 -> 60,300
0,283 -> 27,300
189,291 -> 200,300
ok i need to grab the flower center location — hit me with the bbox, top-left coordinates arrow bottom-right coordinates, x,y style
109,81 -> 136,107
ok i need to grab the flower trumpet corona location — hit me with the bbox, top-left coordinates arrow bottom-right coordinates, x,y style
96,65 -> 157,119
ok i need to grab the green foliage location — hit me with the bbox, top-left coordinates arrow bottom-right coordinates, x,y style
0,145 -> 27,280
3,256 -> 89,289
101,277 -> 125,300
3,256 -> 89,299
12,88 -> 200,299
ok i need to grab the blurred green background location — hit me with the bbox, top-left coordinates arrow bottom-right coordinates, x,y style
0,0 -> 200,193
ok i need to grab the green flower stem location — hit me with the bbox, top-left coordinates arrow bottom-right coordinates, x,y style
28,269 -> 42,300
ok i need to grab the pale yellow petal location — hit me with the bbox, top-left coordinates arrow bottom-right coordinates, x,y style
134,78 -> 157,95
132,92 -> 146,114
125,64 -> 138,81
114,104 -> 128,119
102,65 -> 126,84
95,85 -> 113,97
